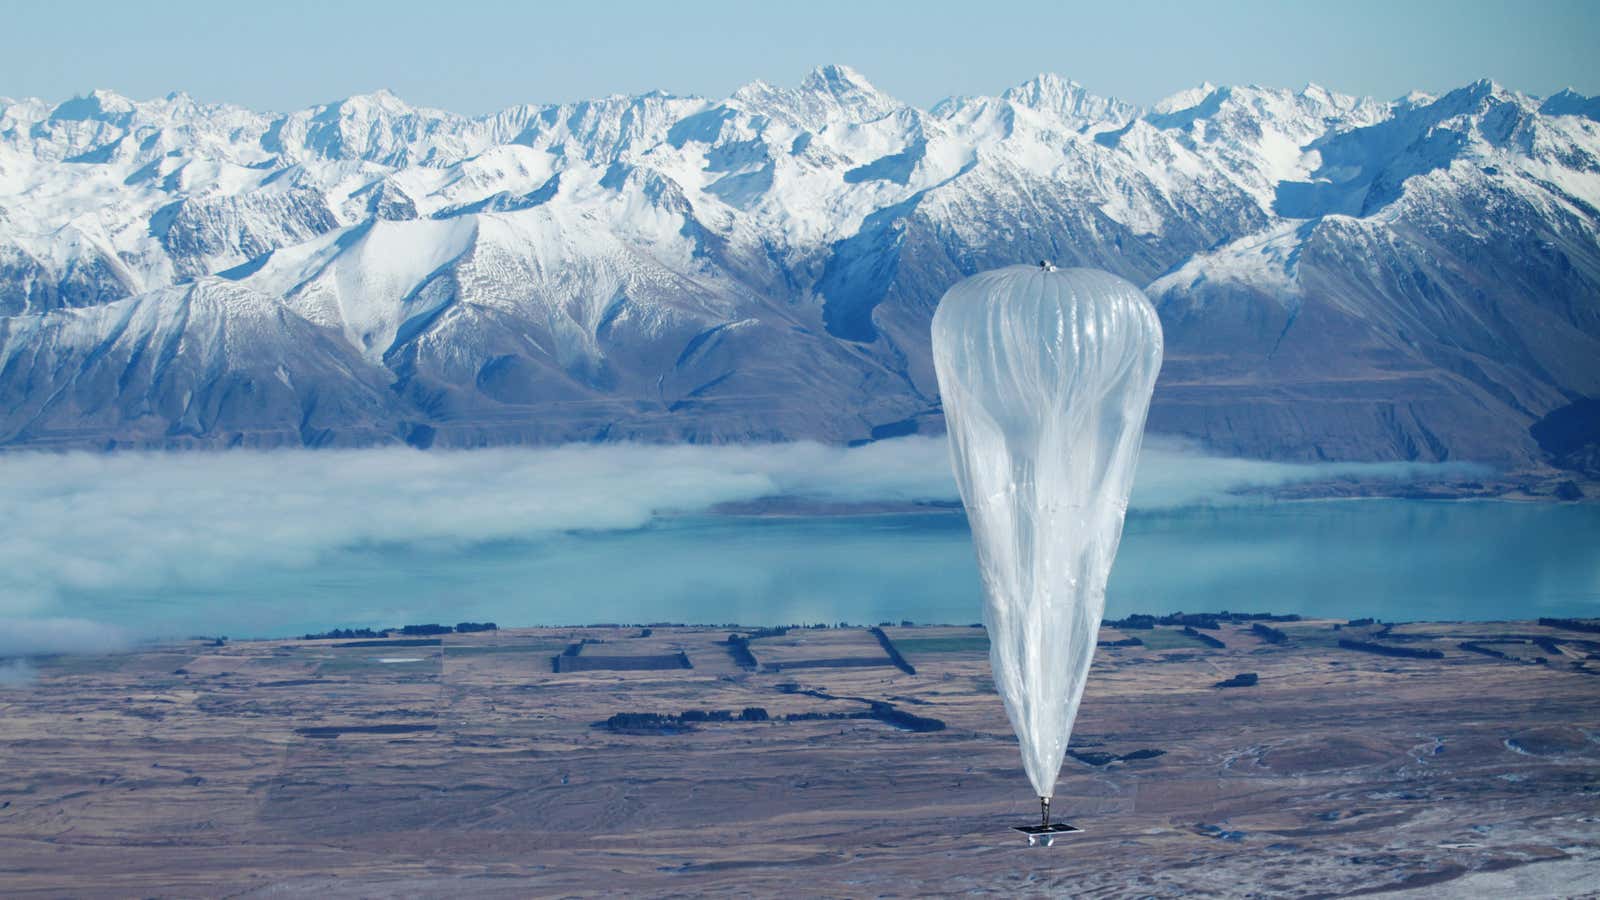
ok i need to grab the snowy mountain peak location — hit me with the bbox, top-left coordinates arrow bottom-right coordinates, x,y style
49,88 -> 136,122
801,63 -> 879,97
1001,73 -> 1137,126
325,88 -> 382,108
318,88 -> 436,120
799,63 -> 901,122
1541,88 -> 1600,120
725,64 -> 902,130
1296,83 -> 1353,109
1152,82 -> 1218,115
0,71 -> 1594,469
1002,71 -> 1084,99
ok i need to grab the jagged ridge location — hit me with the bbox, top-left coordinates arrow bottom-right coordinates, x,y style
1,67 -> 1597,468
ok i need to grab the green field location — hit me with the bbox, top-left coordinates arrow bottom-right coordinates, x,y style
1131,628 -> 1216,650
314,653 -> 441,675
893,636 -> 991,655
443,643 -> 571,656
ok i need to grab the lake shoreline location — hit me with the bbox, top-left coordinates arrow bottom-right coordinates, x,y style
19,498 -> 1598,646
707,474 -> 1593,515
35,611 -> 1599,652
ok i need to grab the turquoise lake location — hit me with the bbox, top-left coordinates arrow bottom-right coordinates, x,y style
55,499 -> 1600,639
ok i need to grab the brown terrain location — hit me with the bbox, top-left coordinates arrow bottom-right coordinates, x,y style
2,618 -> 1598,897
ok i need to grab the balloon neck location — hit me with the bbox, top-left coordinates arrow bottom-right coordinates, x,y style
1040,796 -> 1051,827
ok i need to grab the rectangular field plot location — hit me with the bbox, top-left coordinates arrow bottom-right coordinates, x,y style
552,652 -> 692,673
1131,628 -> 1221,651
548,634 -> 697,672
880,626 -> 1161,663
746,629 -> 895,672
890,635 -> 991,656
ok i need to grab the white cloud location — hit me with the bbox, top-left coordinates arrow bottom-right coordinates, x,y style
1130,436 -> 1487,509
0,618 -> 133,657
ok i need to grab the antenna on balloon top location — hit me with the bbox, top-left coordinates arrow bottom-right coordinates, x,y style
1038,260 -> 1057,272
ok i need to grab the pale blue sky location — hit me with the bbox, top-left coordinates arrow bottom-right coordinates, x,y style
3,0 -> 1596,113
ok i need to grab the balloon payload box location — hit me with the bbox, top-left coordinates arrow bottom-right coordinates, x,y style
1012,822 -> 1083,847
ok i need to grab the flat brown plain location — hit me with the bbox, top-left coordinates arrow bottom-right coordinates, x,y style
1,620 -> 1597,897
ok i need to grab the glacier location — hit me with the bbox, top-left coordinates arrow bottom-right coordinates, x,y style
0,67 -> 1597,472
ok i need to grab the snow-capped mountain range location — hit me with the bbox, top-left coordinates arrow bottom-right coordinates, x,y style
1,66 -> 1597,472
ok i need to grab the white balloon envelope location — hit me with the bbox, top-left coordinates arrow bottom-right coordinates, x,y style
931,264 -> 1163,808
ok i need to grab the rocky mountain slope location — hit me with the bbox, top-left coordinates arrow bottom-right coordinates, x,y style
1,66 -> 1596,471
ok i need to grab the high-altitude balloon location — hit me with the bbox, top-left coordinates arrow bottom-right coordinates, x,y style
931,264 -> 1163,808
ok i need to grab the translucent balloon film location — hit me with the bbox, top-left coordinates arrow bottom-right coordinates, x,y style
931,265 -> 1164,800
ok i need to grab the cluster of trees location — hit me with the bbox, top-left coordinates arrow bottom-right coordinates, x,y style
785,710 -> 870,722
868,701 -> 944,732
1337,639 -> 1444,660
1540,617 -> 1600,634
301,622 -> 497,640
1182,626 -> 1226,649
1459,641 -> 1553,665
1107,611 -> 1301,631
301,627 -> 387,640
601,708 -> 771,733
1068,748 -> 1166,766
1460,641 -> 1512,660
680,708 -> 769,722
780,704 -> 946,732
570,621 -> 860,629
602,713 -> 691,734
1213,673 -> 1259,688
868,627 -> 917,675
725,634 -> 758,670
724,627 -> 792,671
1251,623 -> 1288,644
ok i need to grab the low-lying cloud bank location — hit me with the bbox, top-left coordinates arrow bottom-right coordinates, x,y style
0,619 -> 135,686
0,618 -> 134,657
0,437 -> 1482,635
1128,438 -> 1487,509
0,618 -> 135,681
